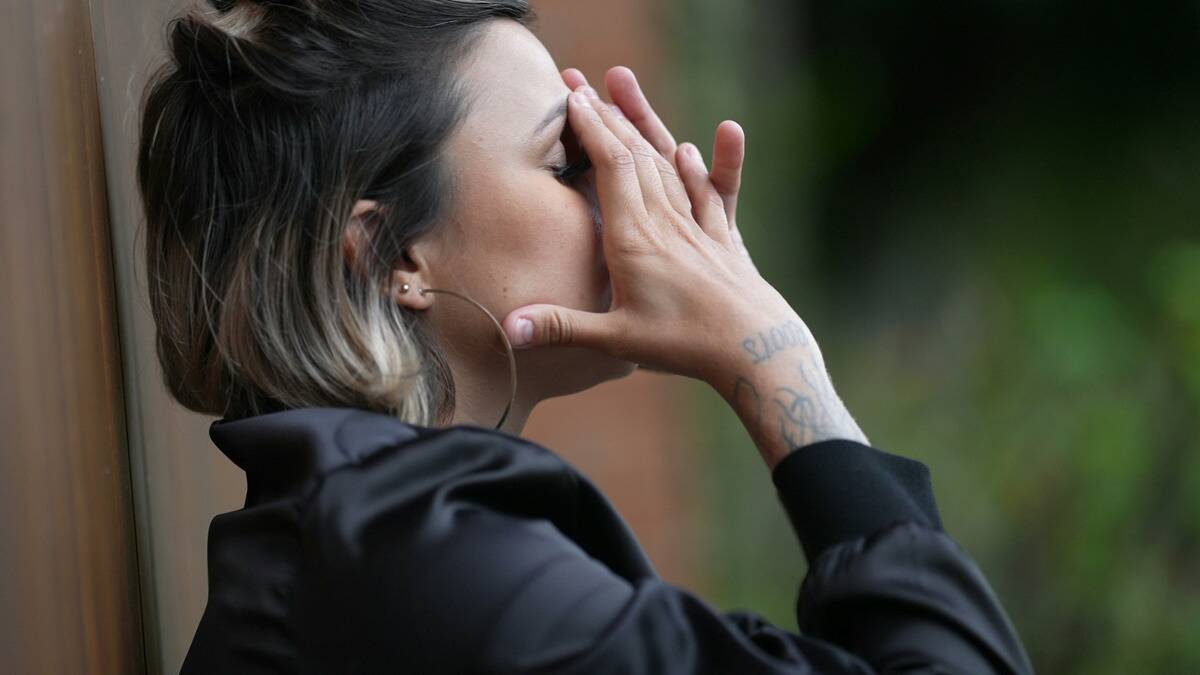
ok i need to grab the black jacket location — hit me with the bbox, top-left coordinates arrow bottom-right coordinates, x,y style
181,407 -> 1034,674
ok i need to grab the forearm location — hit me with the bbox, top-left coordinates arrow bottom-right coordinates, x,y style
706,316 -> 868,471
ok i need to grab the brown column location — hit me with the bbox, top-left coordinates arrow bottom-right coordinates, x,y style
525,0 -> 700,589
0,0 -> 145,672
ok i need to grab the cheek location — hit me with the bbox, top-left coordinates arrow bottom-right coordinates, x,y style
448,167 -> 607,312
497,183 -> 606,307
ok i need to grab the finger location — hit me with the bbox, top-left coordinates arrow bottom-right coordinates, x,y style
605,66 -> 678,160
562,68 -> 636,123
584,86 -> 690,220
675,143 -> 731,245
573,71 -> 686,212
503,304 -> 624,352
561,67 -> 588,90
567,88 -> 650,236
710,120 -> 745,223
581,86 -> 677,218
599,68 -> 691,220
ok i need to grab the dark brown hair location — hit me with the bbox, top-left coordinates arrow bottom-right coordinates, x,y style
137,0 -> 531,421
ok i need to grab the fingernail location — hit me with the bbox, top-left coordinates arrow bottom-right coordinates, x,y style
583,86 -> 600,101
570,91 -> 592,109
513,318 -> 534,347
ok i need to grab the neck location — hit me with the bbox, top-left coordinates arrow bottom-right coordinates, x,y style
441,350 -> 535,436
449,394 -> 534,436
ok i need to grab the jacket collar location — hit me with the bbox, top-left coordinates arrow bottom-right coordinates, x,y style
210,407 -> 424,502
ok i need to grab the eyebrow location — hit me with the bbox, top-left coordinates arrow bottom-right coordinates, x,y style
531,97 -> 568,138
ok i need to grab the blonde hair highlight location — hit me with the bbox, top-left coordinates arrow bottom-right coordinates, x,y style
137,0 -> 529,422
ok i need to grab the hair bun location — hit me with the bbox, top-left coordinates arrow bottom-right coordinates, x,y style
170,0 -> 346,106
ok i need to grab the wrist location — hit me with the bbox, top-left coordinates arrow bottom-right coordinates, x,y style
705,327 -> 869,471
700,313 -> 820,389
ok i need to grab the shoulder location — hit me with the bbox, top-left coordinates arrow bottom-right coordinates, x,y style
296,410 -> 581,555
286,411 -> 616,670
212,405 -> 587,566
292,409 -> 656,580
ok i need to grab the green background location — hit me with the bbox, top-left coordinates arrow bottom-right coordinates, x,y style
671,1 -> 1200,672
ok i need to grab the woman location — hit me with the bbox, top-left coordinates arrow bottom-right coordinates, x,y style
140,1 -> 1035,673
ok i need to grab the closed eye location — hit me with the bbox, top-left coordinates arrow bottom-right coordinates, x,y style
550,115 -> 591,185
552,154 -> 592,184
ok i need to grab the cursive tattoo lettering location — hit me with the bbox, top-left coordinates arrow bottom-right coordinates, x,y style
740,319 -> 809,365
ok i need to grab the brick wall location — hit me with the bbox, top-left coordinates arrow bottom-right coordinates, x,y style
522,0 -> 700,589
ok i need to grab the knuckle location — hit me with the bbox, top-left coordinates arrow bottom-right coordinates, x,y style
543,312 -> 573,346
630,142 -> 658,163
672,213 -> 703,239
655,156 -> 680,181
613,228 -> 658,257
604,146 -> 637,172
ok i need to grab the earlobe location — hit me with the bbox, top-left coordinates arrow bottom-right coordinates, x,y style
389,268 -> 435,310
389,237 -> 438,311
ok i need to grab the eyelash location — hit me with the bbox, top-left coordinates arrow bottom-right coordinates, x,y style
552,154 -> 592,185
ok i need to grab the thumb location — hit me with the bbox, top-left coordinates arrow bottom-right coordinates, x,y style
502,304 -> 618,351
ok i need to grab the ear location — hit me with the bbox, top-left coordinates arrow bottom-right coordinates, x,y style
342,199 -> 436,311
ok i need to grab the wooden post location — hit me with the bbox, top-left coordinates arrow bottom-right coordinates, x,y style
0,0 -> 145,672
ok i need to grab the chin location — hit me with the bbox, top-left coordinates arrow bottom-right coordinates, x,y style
526,347 -> 637,402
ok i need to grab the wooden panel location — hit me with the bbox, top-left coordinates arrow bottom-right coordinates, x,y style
0,0 -> 145,672
87,1 -> 247,673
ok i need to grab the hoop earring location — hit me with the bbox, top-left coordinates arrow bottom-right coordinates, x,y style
399,283 -> 517,430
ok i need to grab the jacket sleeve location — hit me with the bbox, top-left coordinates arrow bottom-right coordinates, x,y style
773,441 -> 1035,675
321,437 -> 1035,674
472,440 -> 1035,675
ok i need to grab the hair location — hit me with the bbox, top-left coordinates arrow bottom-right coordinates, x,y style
136,0 -> 532,423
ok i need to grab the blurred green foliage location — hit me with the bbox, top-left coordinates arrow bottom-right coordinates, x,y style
669,1 -> 1200,672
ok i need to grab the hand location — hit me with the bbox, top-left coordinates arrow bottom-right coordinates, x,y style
561,67 -> 757,272
500,85 -> 798,385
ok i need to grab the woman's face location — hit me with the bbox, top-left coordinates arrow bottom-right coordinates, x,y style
411,19 -> 636,411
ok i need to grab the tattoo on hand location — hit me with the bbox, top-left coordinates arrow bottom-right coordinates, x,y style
729,346 -> 862,453
733,376 -> 764,432
772,364 -> 848,447
740,319 -> 809,365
